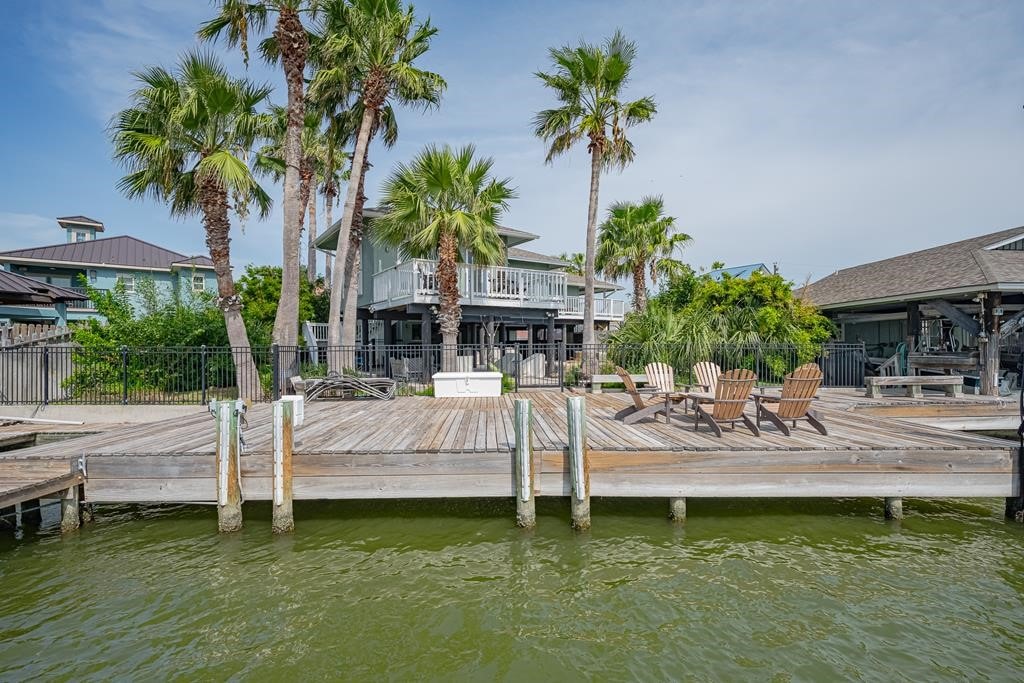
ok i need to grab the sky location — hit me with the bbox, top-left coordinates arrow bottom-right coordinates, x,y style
0,0 -> 1021,285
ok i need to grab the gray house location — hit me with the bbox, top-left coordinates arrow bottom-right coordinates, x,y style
312,208 -> 625,349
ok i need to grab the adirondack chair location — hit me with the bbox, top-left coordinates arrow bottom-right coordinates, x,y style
692,362 -> 721,391
612,366 -> 667,424
644,362 -> 675,392
691,368 -> 760,437
755,363 -> 826,435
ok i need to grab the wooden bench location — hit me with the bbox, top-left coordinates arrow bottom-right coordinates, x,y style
865,375 -> 963,398
590,373 -> 648,394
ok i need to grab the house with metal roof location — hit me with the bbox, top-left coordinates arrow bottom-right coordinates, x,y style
801,226 -> 1024,394
0,216 -> 216,324
312,208 -> 625,348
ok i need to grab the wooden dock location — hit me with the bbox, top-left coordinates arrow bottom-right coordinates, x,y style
1,390 -> 1019,530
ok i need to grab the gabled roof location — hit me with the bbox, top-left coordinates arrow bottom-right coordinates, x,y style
57,215 -> 105,231
0,270 -> 87,304
801,226 -> 1024,309
0,235 -> 214,271
707,263 -> 770,281
507,247 -> 570,267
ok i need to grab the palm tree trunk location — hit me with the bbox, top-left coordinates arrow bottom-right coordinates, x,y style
271,7 -> 308,360
197,175 -> 262,402
583,145 -> 602,347
340,145 -> 369,349
436,230 -> 460,372
632,260 -> 647,313
327,106 -> 377,368
323,185 -> 334,288
306,182 -> 318,284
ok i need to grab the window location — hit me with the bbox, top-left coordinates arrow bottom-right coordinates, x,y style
117,273 -> 135,293
192,274 -> 206,292
74,230 -> 90,242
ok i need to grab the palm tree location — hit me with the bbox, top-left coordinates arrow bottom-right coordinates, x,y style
111,52 -> 272,400
316,0 -> 445,359
373,145 -> 515,370
534,31 -> 656,345
595,196 -> 690,312
199,0 -> 320,352
558,252 -> 586,276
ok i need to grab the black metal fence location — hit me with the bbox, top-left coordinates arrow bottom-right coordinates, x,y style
0,341 -> 865,405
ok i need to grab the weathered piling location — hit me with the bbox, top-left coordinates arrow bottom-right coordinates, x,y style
668,497 -> 687,523
513,399 -> 536,528
566,396 -> 590,530
272,400 -> 295,534
884,497 -> 903,520
213,400 -> 244,532
60,485 -> 79,532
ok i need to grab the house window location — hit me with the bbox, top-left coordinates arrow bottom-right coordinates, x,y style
74,230 -> 90,242
117,273 -> 135,293
192,274 -> 206,292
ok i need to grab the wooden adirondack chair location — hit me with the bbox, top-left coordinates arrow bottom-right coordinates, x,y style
692,362 -> 721,391
691,368 -> 760,437
755,363 -> 826,435
613,366 -> 667,424
644,362 -> 675,392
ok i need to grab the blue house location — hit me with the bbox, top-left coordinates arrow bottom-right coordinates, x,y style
0,216 -> 217,325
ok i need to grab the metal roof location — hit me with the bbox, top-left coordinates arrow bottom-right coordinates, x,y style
800,226 -> 1024,309
707,263 -> 770,281
506,247 -> 570,267
57,215 -> 105,231
0,235 -> 214,271
0,270 -> 87,304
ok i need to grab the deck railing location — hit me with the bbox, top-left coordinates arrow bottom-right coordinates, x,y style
557,296 -> 626,319
67,287 -> 105,310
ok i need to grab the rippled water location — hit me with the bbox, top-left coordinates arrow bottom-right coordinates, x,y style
2,498 -> 1024,680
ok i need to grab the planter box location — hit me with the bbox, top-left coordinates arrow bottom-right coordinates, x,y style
432,371 -> 502,398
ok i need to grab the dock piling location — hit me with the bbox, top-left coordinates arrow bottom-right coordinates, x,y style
566,396 -> 590,530
668,497 -> 687,523
213,400 -> 244,532
513,399 -> 535,528
60,485 -> 79,532
884,497 -> 903,520
272,400 -> 295,534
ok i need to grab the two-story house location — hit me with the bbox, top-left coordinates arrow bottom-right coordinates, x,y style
0,216 -> 217,325
311,208 -> 625,348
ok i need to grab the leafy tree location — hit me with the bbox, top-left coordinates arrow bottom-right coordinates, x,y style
318,0 -> 446,362
534,30 -> 656,346
373,145 -> 515,369
236,265 -> 330,345
199,0 -> 321,350
110,52 -> 272,400
595,196 -> 690,312
558,252 -> 586,276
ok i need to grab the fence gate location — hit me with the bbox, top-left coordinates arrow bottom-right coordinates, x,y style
514,343 -> 563,389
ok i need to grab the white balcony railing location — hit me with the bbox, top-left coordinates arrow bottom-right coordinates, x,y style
371,259 -> 626,320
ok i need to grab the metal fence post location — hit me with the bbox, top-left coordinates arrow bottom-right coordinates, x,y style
271,343 -> 281,401
200,345 -> 208,405
120,345 -> 129,405
42,346 -> 50,405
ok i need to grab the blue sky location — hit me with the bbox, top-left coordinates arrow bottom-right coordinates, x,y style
1,0 -> 1022,283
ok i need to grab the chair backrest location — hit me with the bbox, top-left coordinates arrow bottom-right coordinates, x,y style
615,366 -> 647,409
645,362 -> 674,392
777,363 -> 822,419
389,357 -> 408,379
712,368 -> 757,421
693,362 -> 721,390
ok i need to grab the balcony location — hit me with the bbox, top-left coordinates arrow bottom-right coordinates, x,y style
67,287 -> 105,311
371,259 -> 625,321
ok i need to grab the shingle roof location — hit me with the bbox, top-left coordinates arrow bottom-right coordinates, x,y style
57,215 -> 105,231
800,226 -> 1024,309
506,247 -> 570,267
0,270 -> 87,304
0,235 -> 214,270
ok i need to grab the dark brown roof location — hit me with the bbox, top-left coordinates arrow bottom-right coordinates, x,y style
0,270 -> 87,304
801,226 -> 1024,309
57,215 -> 105,231
0,235 -> 214,270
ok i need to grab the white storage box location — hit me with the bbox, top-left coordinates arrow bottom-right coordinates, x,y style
432,371 -> 503,398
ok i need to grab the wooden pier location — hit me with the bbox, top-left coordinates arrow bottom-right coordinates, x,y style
0,389 -> 1020,529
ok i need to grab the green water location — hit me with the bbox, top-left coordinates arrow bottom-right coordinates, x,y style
2,498 -> 1023,681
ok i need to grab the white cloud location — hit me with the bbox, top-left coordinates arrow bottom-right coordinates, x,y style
0,213 -> 60,251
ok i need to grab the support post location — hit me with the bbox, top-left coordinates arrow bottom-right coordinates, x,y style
421,309 -> 433,375
566,396 -> 590,530
20,498 -> 42,527
60,485 -> 80,533
214,399 -> 244,532
884,497 -> 903,520
272,400 -> 295,533
120,345 -> 129,405
271,344 -> 281,402
513,399 -> 536,528
546,316 -> 556,376
668,497 -> 687,523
